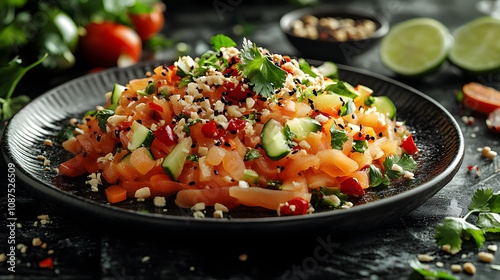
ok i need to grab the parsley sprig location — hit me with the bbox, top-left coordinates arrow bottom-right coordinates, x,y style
434,188 -> 500,254
237,38 -> 287,98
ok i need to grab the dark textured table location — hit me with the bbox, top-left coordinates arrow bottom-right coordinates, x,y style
1,0 -> 500,279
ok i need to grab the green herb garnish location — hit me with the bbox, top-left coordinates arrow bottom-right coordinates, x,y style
237,38 -> 287,98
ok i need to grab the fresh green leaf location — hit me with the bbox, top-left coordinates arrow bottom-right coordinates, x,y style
238,38 -> 286,98
244,149 -> 261,161
409,259 -> 458,280
310,187 -> 348,210
489,194 -> 500,213
210,34 -> 236,50
352,139 -> 367,153
0,54 -> 46,120
329,125 -> 348,150
469,188 -> 493,212
477,212 -> 500,232
298,58 -> 318,78
324,81 -> 357,99
369,164 -> 390,187
95,109 -> 114,133
55,125 -> 77,143
339,98 -> 356,117
383,154 -> 417,180
146,34 -> 175,51
127,1 -> 154,14
435,217 -> 484,254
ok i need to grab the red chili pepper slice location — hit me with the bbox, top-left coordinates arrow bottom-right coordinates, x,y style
154,125 -> 177,146
278,197 -> 309,216
401,134 -> 418,155
148,102 -> 164,113
201,120 -> 224,139
227,119 -> 247,132
340,177 -> 365,196
39,257 -> 54,269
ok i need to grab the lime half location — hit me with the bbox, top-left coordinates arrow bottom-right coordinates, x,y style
449,17 -> 500,75
380,18 -> 450,76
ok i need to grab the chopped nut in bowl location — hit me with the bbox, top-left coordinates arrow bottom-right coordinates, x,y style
280,5 -> 388,63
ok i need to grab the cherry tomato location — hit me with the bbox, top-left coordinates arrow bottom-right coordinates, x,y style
340,177 -> 364,196
278,198 -> 309,216
401,134 -> 418,155
128,3 -> 165,40
462,82 -> 500,114
80,21 -> 142,68
154,125 -> 177,146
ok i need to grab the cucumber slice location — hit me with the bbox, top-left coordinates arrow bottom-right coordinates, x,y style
261,119 -> 291,161
285,117 -> 321,141
127,121 -> 155,150
316,61 -> 338,79
373,96 -> 396,121
162,137 -> 192,180
111,83 -> 126,106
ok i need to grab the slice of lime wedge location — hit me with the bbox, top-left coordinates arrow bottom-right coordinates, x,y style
380,18 -> 451,76
449,16 -> 500,75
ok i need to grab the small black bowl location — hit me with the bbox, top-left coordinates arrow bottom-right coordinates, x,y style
280,5 -> 389,63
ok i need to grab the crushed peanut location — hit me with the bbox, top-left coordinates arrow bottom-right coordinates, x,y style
463,262 -> 476,275
478,251 -> 494,263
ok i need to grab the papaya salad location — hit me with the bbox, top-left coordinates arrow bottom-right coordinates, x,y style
56,34 -> 418,217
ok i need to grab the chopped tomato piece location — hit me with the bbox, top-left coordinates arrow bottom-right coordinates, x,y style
401,134 -> 418,155
278,197 -> 309,216
59,154 -> 87,177
340,177 -> 364,196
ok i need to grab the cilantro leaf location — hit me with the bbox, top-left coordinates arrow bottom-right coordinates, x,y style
310,187 -> 348,210
383,154 -> 417,180
210,34 -> 236,50
435,217 -> 484,254
469,188 -> 493,212
329,125 -> 348,150
352,139 -> 367,154
183,119 -> 201,136
55,125 -> 77,143
95,109 -> 114,133
476,212 -> 500,232
489,194 -> 500,213
409,259 -> 458,280
238,38 -> 286,98
339,98 -> 356,117
369,164 -> 390,187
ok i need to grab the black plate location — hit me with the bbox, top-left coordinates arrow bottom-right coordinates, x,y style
1,61 -> 464,234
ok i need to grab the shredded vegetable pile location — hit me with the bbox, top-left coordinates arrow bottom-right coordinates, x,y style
57,35 -> 418,217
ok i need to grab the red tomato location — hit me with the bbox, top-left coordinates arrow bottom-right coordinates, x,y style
80,21 -> 142,68
227,119 -> 247,132
59,154 -> 87,177
401,134 -> 418,155
278,198 -> 309,216
154,125 -> 177,146
128,3 -> 165,40
340,178 -> 364,196
201,120 -> 224,139
463,82 -> 500,114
